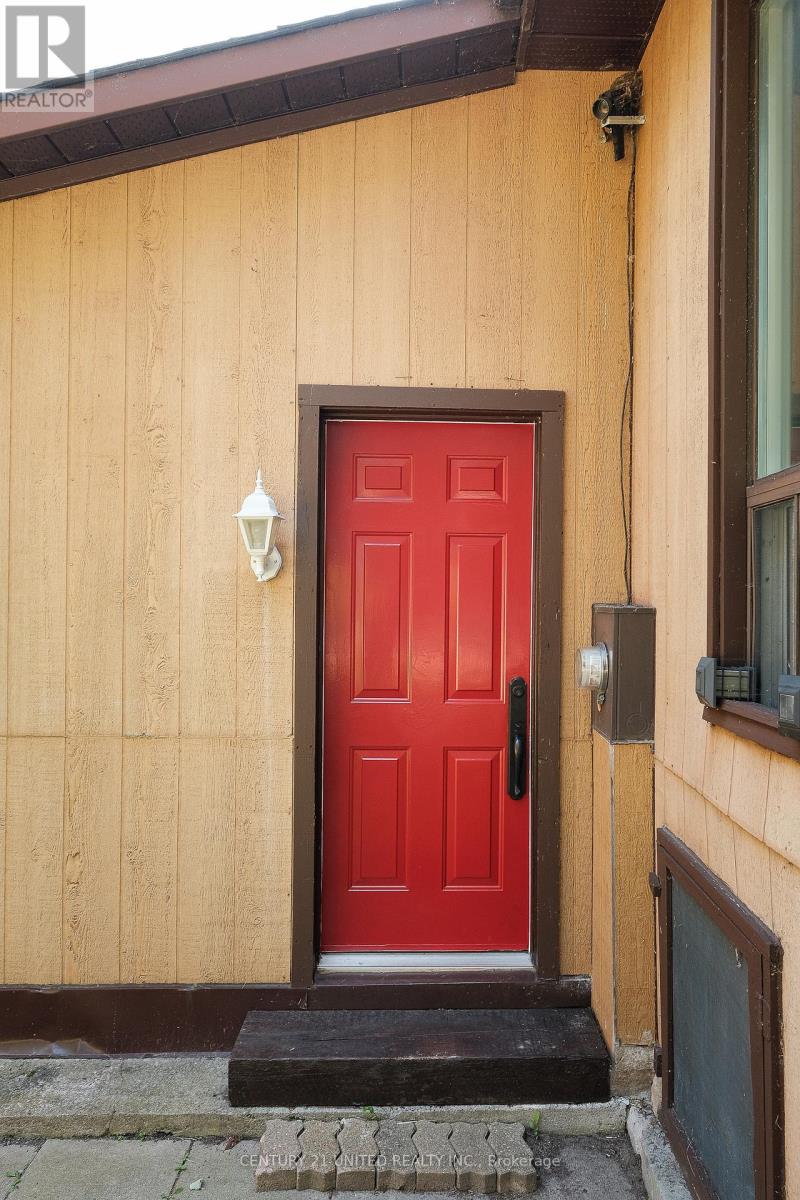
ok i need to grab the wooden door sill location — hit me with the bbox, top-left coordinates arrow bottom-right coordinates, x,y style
307,968 -> 590,1009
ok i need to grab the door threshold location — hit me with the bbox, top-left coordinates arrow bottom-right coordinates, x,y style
317,952 -> 534,974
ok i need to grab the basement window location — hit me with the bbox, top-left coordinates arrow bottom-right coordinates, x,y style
657,829 -> 782,1200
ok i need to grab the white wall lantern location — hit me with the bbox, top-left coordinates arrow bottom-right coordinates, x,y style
235,469 -> 284,582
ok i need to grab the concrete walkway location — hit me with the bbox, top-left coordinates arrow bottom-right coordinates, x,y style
0,1057 -> 630,1140
0,1061 -> 690,1200
0,1132 -> 646,1199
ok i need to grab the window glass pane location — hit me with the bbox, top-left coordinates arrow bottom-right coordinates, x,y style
754,498 -> 797,706
758,0 -> 800,477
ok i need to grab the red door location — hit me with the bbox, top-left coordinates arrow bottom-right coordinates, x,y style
321,421 -> 534,951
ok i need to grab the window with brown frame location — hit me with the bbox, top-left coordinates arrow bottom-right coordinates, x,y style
708,0 -> 800,759
657,829 -> 783,1200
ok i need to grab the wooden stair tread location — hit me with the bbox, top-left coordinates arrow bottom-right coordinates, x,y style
228,1007 -> 610,1107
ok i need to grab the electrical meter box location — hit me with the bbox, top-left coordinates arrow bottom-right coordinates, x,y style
591,604 -> 656,743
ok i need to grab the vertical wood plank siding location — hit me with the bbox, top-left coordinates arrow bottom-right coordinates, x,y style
636,0 -> 800,1185
0,75 -> 630,984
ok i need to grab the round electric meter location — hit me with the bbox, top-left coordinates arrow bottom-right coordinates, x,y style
575,643 -> 610,693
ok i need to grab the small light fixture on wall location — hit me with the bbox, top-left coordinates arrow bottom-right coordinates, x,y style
235,469 -> 284,582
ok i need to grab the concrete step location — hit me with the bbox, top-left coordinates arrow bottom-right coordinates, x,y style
0,1054 -> 628,1140
255,1117 -> 540,1193
229,1008 -> 611,1108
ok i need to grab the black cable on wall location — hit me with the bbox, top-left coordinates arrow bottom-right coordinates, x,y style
620,127 -> 637,606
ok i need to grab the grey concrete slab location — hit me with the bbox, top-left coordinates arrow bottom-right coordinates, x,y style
0,1132 -> 648,1200
0,1058 -> 628,1139
375,1121 -> 416,1191
626,1104 -> 691,1200
257,1120 -> 302,1191
0,1142 -> 40,1198
298,1120 -> 340,1191
0,1060 -> 116,1137
412,1121 -> 454,1192
533,1134 -> 646,1199
109,1056 -> 242,1137
336,1118 -> 378,1191
487,1124 -> 538,1194
13,1136 -> 189,1200
450,1123 -> 496,1193
182,1138 -> 262,1197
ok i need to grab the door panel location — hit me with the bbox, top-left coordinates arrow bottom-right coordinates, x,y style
444,748 -> 502,889
446,533 -> 505,700
352,534 -> 411,700
321,420 -> 534,951
349,748 -> 408,889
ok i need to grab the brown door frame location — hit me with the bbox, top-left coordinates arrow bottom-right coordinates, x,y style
291,385 -> 565,987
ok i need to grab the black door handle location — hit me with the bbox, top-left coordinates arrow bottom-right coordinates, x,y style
507,676 -> 527,799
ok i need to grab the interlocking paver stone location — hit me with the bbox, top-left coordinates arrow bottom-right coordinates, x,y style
298,1119 -> 340,1190
375,1120 -> 416,1191
450,1122 -> 496,1193
412,1120 -> 455,1191
337,1117 -> 379,1190
487,1123 -> 538,1193
256,1119 -> 302,1191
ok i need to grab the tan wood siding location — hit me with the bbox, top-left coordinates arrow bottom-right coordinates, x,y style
124,163 -> 184,740
410,99 -> 468,389
613,742 -> 656,1045
637,0 -> 800,928
5,738 -> 64,983
67,179 -> 127,738
0,75 -> 629,984
591,736 -> 656,1050
120,737 -> 179,982
63,737 -> 122,982
181,151 -> 241,739
8,191 -> 69,737
237,138 -> 298,742
353,111 -> 411,388
0,205 -> 11,741
637,0 -> 800,1182
591,734 -> 614,1047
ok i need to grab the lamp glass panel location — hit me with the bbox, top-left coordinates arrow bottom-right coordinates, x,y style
243,518 -> 269,552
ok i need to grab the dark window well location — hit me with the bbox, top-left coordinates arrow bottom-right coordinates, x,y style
708,0 -> 800,758
657,830 -> 783,1200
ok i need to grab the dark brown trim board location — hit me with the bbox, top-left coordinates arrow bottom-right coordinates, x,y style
656,829 -> 783,1200
292,385 -> 565,987
707,0 -> 751,669
0,974 -> 590,1055
0,0 -> 511,141
307,972 -> 588,1009
0,68 -> 514,202
0,0 -> 668,201
703,700 -> 800,762
0,985 -> 307,1055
